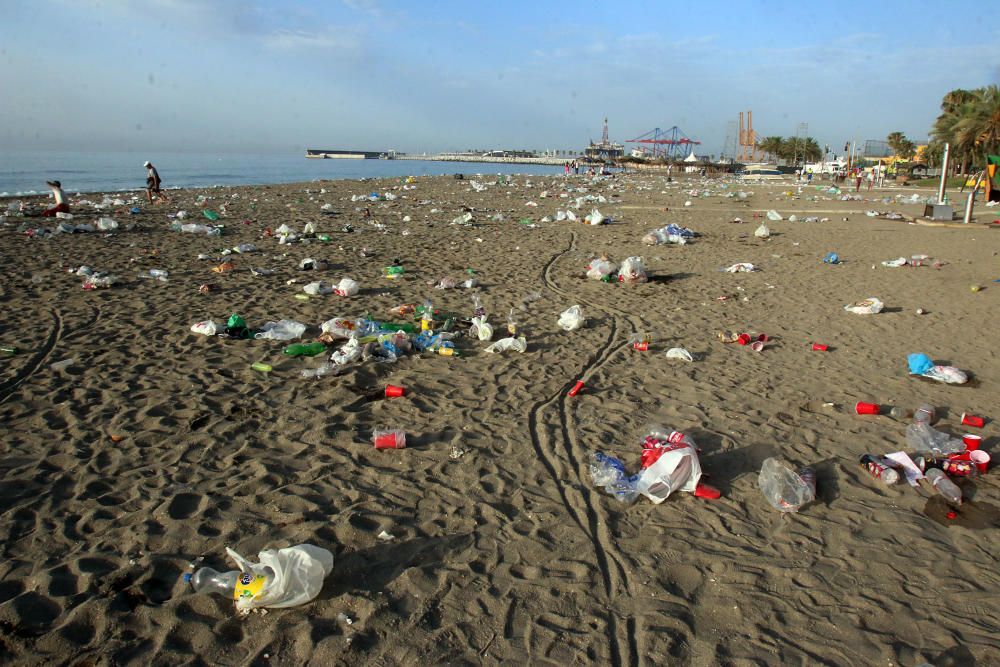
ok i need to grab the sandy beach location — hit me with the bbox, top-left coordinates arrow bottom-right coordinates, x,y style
1,172 -> 998,666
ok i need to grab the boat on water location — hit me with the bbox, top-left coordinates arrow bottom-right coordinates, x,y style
738,164 -> 785,180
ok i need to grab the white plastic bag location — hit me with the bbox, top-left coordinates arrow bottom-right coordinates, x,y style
844,297 -> 884,314
190,320 -> 218,336
724,262 -> 756,273
303,281 -> 332,296
96,217 -> 119,231
585,208 -> 605,225
754,224 -> 770,238
331,337 -> 361,365
618,257 -> 648,283
485,336 -> 527,353
255,320 -> 307,340
321,317 -> 360,339
636,440 -> 702,503
766,209 -> 782,221
665,347 -> 694,362
469,315 -> 494,341
586,258 -> 617,280
557,305 -> 585,331
225,544 -> 334,612
334,277 -> 359,297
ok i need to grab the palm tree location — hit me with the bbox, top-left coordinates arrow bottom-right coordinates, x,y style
930,86 -> 1000,174
756,136 -> 784,163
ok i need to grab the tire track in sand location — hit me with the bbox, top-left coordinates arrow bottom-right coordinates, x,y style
526,230 -> 644,666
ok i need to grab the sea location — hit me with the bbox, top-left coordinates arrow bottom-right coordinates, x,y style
0,150 -> 565,197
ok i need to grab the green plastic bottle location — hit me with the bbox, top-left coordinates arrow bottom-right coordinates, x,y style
282,342 -> 327,357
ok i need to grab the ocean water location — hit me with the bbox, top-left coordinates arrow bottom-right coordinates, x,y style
0,150 -> 564,196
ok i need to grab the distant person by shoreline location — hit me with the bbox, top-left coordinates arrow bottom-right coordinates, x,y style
41,180 -> 69,216
144,160 -> 169,204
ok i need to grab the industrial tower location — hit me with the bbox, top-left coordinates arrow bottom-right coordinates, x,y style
738,110 -> 762,163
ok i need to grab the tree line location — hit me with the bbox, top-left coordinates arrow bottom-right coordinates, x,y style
754,136 -> 823,164
926,85 -> 1000,173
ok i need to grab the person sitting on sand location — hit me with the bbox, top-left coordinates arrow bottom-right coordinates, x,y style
144,161 -> 169,203
41,180 -> 70,216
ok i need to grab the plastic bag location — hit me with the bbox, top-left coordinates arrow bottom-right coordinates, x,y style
618,257 -> 647,283
766,210 -> 782,221
225,544 -> 333,612
585,208 -> 605,225
469,315 -> 494,341
758,458 -> 815,512
665,347 -> 694,362
331,337 -> 361,365
754,224 -> 770,238
96,217 -> 119,231
190,320 -> 218,336
334,277 -> 359,297
485,336 -> 527,353
557,305 -> 585,331
635,430 -> 701,503
844,297 -> 883,314
586,258 -> 617,280
303,281 -> 332,296
255,320 -> 307,340
724,263 -> 756,273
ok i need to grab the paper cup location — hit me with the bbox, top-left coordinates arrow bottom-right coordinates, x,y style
385,384 -> 406,398
961,413 -> 985,428
970,450 -> 990,474
963,434 -> 982,451
568,380 -> 584,397
812,343 -> 828,351
855,401 -> 880,415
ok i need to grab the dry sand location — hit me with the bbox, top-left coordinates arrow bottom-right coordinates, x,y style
0,172 -> 998,666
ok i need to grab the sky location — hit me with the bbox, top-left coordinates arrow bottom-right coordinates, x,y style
2,0 -> 998,158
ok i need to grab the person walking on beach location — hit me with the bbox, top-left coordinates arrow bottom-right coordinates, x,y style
866,169 -> 875,192
855,168 -> 863,192
144,161 -> 169,203
41,180 -> 69,216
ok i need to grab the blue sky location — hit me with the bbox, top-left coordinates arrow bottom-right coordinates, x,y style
2,0 -> 998,157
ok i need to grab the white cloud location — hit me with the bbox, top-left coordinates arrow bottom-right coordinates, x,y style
264,28 -> 358,51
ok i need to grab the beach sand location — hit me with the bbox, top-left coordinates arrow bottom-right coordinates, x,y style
1,172 -> 998,666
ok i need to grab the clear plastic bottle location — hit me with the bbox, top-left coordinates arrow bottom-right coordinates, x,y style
506,309 -> 519,336
471,294 -> 486,318
905,414 -> 963,456
925,468 -> 962,505
189,568 -> 240,597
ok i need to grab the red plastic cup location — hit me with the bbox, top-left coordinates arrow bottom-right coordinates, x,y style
568,380 -> 584,397
737,333 -> 752,345
970,450 -> 990,474
756,334 -> 768,343
632,342 -> 649,351
373,429 -> 406,450
963,434 -> 982,451
385,384 -> 406,398
855,401 -> 880,415
812,343 -> 828,351
961,413 -> 985,428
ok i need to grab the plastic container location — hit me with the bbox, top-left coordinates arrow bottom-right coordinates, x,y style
925,468 -> 962,505
373,428 -> 406,450
860,454 -> 900,484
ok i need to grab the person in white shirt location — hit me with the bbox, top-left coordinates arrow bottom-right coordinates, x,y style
41,180 -> 70,216
144,161 -> 169,203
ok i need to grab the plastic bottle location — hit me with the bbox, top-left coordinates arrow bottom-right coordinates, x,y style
925,468 -> 962,505
420,300 -> 434,331
0,346 -> 17,355
189,568 -> 240,597
905,413 -> 963,456
589,452 -> 639,503
251,362 -> 272,373
506,309 -> 519,336
282,342 -> 326,357
888,406 -> 912,420
471,294 -> 486,318
189,567 -> 273,599
860,454 -> 900,484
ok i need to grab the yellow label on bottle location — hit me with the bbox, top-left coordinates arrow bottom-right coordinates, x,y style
421,319 -> 432,331
233,572 -> 268,601
438,347 -> 455,356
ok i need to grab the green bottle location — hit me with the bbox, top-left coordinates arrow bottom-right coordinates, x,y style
282,342 -> 327,357
203,209 -> 220,221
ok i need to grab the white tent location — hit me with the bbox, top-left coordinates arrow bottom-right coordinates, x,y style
684,150 -> 701,172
